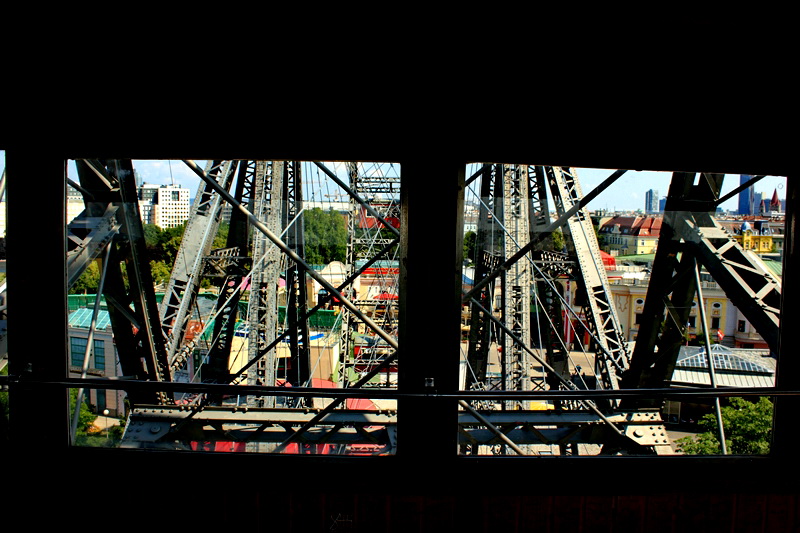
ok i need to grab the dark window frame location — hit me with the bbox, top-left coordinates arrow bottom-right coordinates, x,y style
4,142 -> 798,493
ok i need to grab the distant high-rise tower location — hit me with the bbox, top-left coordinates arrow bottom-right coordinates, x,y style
738,175 -> 755,215
645,189 -> 659,213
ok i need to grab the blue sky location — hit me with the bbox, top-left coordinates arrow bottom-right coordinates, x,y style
574,167 -> 787,213
0,154 -> 787,213
127,160 -> 787,213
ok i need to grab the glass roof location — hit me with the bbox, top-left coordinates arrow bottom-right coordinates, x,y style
677,346 -> 774,374
67,308 -> 112,330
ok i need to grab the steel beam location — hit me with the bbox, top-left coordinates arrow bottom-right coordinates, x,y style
625,172 -> 782,394
545,166 -> 630,394
205,160 -> 256,389
465,164 -> 503,389
121,404 -> 665,452
75,159 -> 171,404
281,161 -> 311,390
159,160 -> 237,373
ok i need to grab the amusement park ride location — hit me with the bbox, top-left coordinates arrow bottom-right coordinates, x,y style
59,159 -> 782,456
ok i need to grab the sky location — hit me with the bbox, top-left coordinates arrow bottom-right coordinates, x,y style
573,167 -> 787,213
121,160 -> 790,213
0,154 -> 788,213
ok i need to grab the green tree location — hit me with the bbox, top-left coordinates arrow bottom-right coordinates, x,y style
143,223 -> 162,254
676,396 -> 774,455
551,229 -> 565,252
150,260 -> 172,285
463,230 -> 477,264
594,223 -> 607,249
303,208 -> 347,265
161,224 -> 186,266
212,222 -> 229,250
69,259 -> 101,294
535,228 -> 565,253
69,388 -> 97,433
143,223 -> 186,265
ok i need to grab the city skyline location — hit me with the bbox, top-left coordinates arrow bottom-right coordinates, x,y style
574,168 -> 787,214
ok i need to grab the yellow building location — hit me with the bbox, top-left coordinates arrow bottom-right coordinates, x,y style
736,229 -> 773,254
608,276 -> 730,344
599,215 -> 662,256
717,218 -> 777,255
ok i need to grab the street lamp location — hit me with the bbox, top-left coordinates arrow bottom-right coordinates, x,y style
103,409 -> 110,443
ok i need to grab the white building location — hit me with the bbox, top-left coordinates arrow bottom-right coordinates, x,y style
66,183 -> 85,225
65,182 -> 190,229
138,183 -> 191,228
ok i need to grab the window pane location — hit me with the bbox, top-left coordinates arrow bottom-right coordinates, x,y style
70,337 -> 87,368
458,164 -> 783,456
93,340 -> 105,370
65,160 -> 400,454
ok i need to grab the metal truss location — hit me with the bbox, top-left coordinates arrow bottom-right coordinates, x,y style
159,161 -> 237,374
203,160 -> 256,388
465,250 -> 501,389
66,203 -> 120,287
544,166 -> 631,395
73,159 -> 782,456
245,161 -> 281,407
73,160 -> 171,405
466,165 -> 630,396
464,165 -> 644,454
340,162 -> 401,388
280,161 -> 311,392
530,251 -> 574,392
465,164 -> 503,390
122,403 -> 668,454
501,165 -> 532,398
624,173 -> 782,395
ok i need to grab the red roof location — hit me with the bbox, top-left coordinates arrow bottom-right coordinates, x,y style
771,189 -> 781,208
599,250 -> 616,268
601,215 -> 662,238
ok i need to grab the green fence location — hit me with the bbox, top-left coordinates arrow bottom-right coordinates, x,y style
69,295 -> 341,332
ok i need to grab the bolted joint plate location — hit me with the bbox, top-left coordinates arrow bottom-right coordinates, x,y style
121,420 -> 170,443
624,425 -> 670,446
623,412 -> 670,446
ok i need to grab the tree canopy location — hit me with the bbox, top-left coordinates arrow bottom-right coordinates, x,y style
302,208 -> 347,265
676,397 -> 774,455
462,228 -> 565,266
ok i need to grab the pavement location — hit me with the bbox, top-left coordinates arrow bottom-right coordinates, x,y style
92,415 -> 121,430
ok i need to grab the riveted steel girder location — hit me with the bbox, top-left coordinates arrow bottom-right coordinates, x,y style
625,172 -> 781,394
121,404 -> 666,453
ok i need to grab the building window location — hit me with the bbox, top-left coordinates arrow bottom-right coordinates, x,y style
738,320 -> 747,332
94,339 -> 105,370
70,337 -> 87,367
70,337 -> 105,370
711,317 -> 721,330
